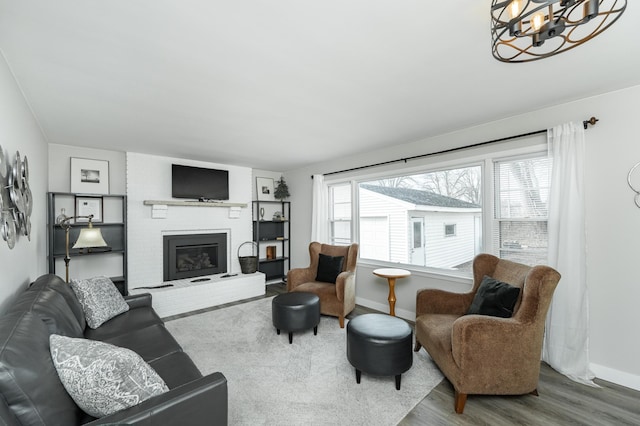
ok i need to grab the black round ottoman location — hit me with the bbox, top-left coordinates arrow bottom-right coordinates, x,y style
346,313 -> 413,390
272,292 -> 321,344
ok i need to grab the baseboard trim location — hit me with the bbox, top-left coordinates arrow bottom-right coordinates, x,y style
591,363 -> 640,391
355,297 -> 414,321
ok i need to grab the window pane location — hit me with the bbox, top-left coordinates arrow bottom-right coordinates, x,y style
495,157 -> 551,219
331,221 -> 351,244
494,154 -> 550,266
330,184 -> 352,244
444,224 -> 456,237
358,166 -> 481,274
331,185 -> 351,220
497,220 -> 548,265
412,221 -> 422,248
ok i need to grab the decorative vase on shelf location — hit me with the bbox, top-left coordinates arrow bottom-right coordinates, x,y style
259,207 -> 265,221
56,208 -> 67,225
274,176 -> 290,201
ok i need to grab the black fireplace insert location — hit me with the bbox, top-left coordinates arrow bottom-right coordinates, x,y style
163,233 -> 227,281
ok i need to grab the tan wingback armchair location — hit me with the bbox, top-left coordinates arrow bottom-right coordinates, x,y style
287,242 -> 359,328
414,253 -> 561,414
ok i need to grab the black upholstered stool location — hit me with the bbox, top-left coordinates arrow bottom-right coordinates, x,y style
346,313 -> 413,390
272,292 -> 321,344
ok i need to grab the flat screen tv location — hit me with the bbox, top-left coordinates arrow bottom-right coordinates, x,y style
172,164 -> 229,201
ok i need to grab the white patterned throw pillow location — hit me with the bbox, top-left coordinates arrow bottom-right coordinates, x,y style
49,334 -> 169,418
70,276 -> 129,329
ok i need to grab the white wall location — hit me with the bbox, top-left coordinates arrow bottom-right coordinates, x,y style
285,84 -> 640,390
48,144 -> 126,194
0,52 -> 48,312
252,169 -> 284,201
126,152 -> 254,287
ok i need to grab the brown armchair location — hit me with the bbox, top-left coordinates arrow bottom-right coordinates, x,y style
287,242 -> 359,328
414,253 -> 561,414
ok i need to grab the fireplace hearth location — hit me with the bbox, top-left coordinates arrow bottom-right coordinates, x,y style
163,233 -> 227,281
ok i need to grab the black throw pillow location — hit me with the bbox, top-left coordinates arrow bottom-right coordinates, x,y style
315,253 -> 345,284
466,275 -> 521,318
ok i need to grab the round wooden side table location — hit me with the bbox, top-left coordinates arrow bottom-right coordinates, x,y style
373,268 -> 411,316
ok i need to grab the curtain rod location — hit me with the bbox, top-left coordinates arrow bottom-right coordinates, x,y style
313,116 -> 599,178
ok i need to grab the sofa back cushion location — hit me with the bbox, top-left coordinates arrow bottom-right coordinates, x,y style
466,275 -> 521,318
50,334 -> 169,418
28,274 -> 86,330
0,311 -> 81,425
71,276 -> 130,329
315,253 -> 345,284
9,284 -> 84,337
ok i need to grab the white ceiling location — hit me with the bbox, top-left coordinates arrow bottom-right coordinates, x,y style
0,1 -> 639,171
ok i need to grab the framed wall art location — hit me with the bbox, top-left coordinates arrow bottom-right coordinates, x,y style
75,196 -> 103,223
256,177 -> 275,201
70,157 -> 110,194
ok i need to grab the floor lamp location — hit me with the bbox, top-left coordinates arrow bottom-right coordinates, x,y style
58,214 -> 108,283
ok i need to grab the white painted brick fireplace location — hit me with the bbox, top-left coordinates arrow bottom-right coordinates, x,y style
126,152 -> 264,316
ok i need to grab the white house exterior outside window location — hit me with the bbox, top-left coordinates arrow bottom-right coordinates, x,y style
358,175 -> 481,273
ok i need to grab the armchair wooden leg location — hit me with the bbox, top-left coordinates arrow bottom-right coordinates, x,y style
454,391 -> 467,414
339,316 -> 345,328
530,389 -> 539,396
414,341 -> 422,352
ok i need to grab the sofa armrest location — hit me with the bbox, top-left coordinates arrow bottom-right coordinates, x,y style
286,267 -> 316,291
334,271 -> 355,302
86,372 -> 227,425
124,293 -> 152,309
415,288 -> 473,317
451,315 -> 538,371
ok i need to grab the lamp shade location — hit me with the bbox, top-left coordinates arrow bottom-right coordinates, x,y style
72,225 -> 108,249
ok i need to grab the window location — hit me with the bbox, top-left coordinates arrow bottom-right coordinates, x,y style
444,224 -> 456,237
326,141 -> 549,277
494,154 -> 551,266
329,184 -> 352,245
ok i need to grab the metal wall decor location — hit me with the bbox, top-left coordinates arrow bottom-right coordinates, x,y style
0,145 -> 33,249
627,161 -> 640,208
491,0 -> 627,63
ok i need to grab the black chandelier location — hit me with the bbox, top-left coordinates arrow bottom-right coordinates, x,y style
491,0 -> 626,63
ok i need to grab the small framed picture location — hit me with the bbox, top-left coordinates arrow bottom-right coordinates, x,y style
256,177 -> 275,201
70,157 -> 110,194
75,196 -> 103,223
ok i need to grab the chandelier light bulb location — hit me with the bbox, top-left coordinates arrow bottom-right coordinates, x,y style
530,12 -> 545,32
508,0 -> 523,19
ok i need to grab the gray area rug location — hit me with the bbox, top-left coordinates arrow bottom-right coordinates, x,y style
166,297 -> 443,425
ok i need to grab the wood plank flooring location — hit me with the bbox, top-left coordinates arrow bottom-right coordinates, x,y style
165,283 -> 640,425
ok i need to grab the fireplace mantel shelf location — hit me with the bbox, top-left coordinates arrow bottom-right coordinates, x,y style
144,200 -> 247,208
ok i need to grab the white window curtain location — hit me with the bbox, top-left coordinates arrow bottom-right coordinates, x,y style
311,174 -> 329,243
543,121 -> 596,386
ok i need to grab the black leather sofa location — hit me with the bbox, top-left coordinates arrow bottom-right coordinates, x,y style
0,274 -> 227,425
